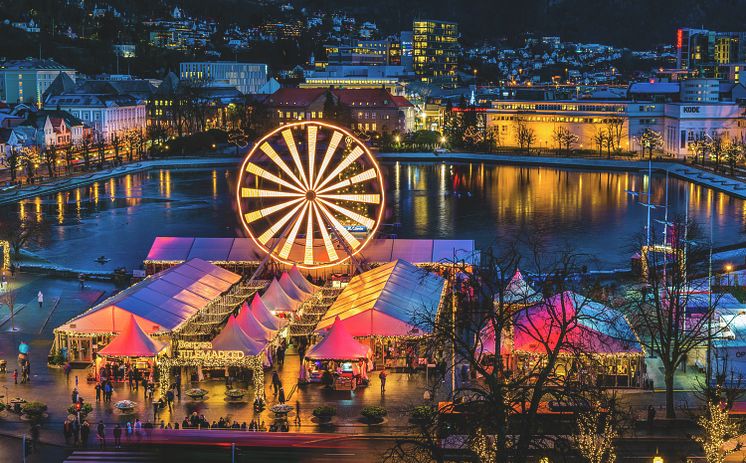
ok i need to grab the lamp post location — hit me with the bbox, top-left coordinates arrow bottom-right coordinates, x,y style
724,263 -> 734,286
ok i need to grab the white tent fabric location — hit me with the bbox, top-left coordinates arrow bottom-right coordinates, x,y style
316,259 -> 445,336
57,258 -> 241,334
279,272 -> 310,301
248,295 -> 287,331
212,315 -> 266,356
262,278 -> 301,312
289,265 -> 319,293
236,305 -> 275,343
501,269 -> 543,305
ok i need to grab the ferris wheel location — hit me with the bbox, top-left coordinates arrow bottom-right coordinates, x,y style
236,121 -> 385,269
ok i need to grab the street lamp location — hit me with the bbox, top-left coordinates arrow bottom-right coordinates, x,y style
724,263 -> 734,285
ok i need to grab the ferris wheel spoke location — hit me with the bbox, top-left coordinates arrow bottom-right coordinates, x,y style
246,163 -> 305,194
317,193 -> 381,204
304,204 -> 315,265
307,125 -> 317,189
312,131 -> 344,190
241,188 -> 304,199
281,129 -> 310,189
315,146 -> 364,192
260,141 -> 306,190
244,197 -> 304,224
278,202 -> 309,259
311,202 -> 339,262
317,198 -> 375,230
258,201 -> 306,245
316,168 -> 378,195
316,202 -> 361,250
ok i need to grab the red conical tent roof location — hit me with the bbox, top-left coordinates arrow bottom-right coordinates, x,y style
262,278 -> 300,312
306,317 -> 370,361
98,314 -> 165,358
279,272 -> 310,301
235,304 -> 275,343
212,315 -> 266,356
289,265 -> 319,294
248,295 -> 287,331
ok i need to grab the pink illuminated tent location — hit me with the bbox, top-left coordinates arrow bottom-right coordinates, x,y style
248,295 -> 287,331
279,272 -> 310,301
289,265 -> 319,294
306,317 -> 370,361
316,260 -> 445,337
212,315 -> 266,356
236,305 -> 275,343
97,315 -> 166,358
262,278 -> 301,312
513,291 -> 642,355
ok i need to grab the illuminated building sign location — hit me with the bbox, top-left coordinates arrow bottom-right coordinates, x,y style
176,341 -> 245,360
683,107 -> 700,113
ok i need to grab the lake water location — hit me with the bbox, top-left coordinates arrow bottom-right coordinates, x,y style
3,162 -> 744,271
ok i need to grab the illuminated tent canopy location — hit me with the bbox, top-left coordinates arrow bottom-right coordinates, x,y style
289,265 -> 319,293
279,272 -> 311,300
501,269 -> 543,305
262,278 -> 301,312
513,291 -> 642,354
316,259 -> 446,337
57,258 -> 241,334
97,315 -> 166,358
235,305 -> 275,343
306,317 -> 370,361
248,295 -> 287,331
211,315 -> 266,356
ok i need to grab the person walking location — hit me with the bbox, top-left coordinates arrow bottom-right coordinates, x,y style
96,421 -> 106,449
37,290 -> 44,309
647,404 -> 656,434
278,386 -> 286,404
113,424 -> 122,448
95,383 -> 101,402
379,369 -> 387,394
166,389 -> 174,411
294,400 -> 301,426
80,420 -> 90,448
71,388 -> 79,404
271,371 -> 281,396
13,368 -> 17,384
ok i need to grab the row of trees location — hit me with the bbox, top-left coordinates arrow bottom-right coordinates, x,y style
688,134 -> 746,175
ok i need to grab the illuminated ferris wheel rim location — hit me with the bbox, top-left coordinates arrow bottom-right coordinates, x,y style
235,121 -> 386,270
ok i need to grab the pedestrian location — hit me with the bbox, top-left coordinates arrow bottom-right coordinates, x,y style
134,419 -> 142,443
72,388 -> 79,404
96,421 -> 105,449
294,400 -> 301,426
64,362 -> 71,381
113,424 -> 122,448
128,370 -> 134,389
63,419 -> 73,445
126,422 -> 133,440
647,404 -> 656,433
271,371 -> 281,395
37,290 -> 43,308
166,389 -> 174,411
278,386 -> 286,404
153,399 -> 159,421
30,424 -> 40,452
80,420 -> 90,448
379,369 -> 387,394
13,368 -> 17,384
95,383 -> 101,401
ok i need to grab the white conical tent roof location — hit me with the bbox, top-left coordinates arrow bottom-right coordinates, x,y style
279,272 -> 310,301
289,265 -> 319,293
211,315 -> 265,356
262,278 -> 301,312
98,314 -> 166,358
306,317 -> 370,361
248,294 -> 287,331
236,304 -> 275,343
501,269 -> 542,305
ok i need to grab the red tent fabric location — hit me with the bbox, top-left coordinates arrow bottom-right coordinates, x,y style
97,315 -> 165,357
513,291 -> 641,354
248,295 -> 287,331
279,272 -> 310,301
306,317 -> 370,361
212,315 -> 265,356
262,278 -> 300,312
236,305 -> 275,343
289,265 -> 319,293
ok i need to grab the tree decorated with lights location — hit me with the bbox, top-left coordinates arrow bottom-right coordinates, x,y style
574,411 -> 617,463
693,400 -> 743,463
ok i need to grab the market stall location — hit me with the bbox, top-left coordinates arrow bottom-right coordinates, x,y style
248,294 -> 288,331
95,314 -> 167,382
512,291 -> 644,388
262,278 -> 301,313
501,269 -> 543,306
279,272 -> 311,301
305,317 -> 371,390
289,264 -> 320,293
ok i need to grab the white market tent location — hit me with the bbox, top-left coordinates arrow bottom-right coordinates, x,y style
97,315 -> 166,358
501,269 -> 543,305
248,295 -> 287,331
289,265 -> 319,293
212,315 -> 266,356
235,305 -> 275,343
316,259 -> 446,337
279,272 -> 311,301
262,278 -> 301,312
306,317 -> 370,361
57,258 -> 241,334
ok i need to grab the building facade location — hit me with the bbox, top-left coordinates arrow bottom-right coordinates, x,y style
677,28 -> 746,71
0,59 -> 77,105
412,20 -> 459,86
179,62 -> 268,94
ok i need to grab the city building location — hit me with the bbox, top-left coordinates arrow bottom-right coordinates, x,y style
412,19 -> 459,86
324,38 -> 401,67
677,28 -> 746,74
300,65 -> 412,94
179,62 -> 268,94
17,110 -> 90,148
265,87 -> 415,133
0,58 -> 77,105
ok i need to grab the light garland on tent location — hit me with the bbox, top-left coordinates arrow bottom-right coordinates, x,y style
159,355 -> 265,398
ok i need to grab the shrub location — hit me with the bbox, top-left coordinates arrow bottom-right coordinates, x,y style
0,402 -> 5,412
22,402 -> 47,416
312,406 -> 337,418
411,405 -> 435,422
49,352 -> 64,365
67,403 -> 93,416
361,406 -> 387,422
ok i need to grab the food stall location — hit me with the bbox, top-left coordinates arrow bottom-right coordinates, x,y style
305,317 -> 371,390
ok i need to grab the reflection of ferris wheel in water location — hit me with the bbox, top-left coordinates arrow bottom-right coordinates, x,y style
236,121 -> 385,269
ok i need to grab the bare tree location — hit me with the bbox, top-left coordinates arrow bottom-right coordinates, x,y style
515,119 -> 536,153
0,209 -> 49,260
605,118 -> 625,153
